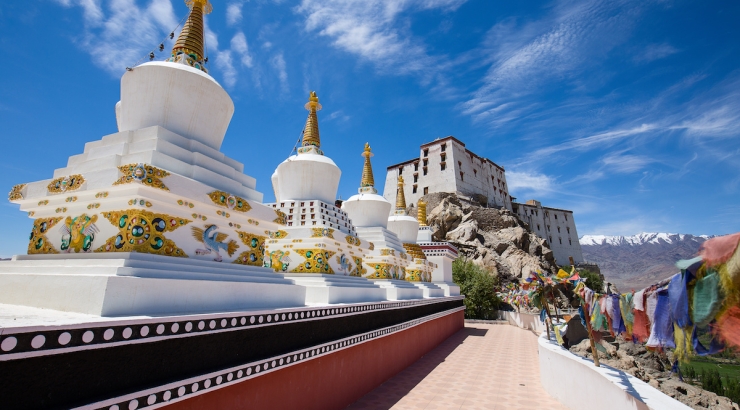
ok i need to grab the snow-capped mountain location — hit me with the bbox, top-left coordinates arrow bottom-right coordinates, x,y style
579,232 -> 711,247
579,232 -> 714,291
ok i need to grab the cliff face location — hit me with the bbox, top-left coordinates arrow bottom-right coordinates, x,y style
417,193 -> 557,281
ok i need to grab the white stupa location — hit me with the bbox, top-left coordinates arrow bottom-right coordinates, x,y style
342,144 -> 423,300
264,94 -> 386,305
1,0 -> 306,316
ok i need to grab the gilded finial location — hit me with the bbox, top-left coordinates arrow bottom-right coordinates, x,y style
359,142 -> 376,193
395,175 -> 407,212
168,0 -> 212,73
417,198 -> 427,226
302,91 -> 322,149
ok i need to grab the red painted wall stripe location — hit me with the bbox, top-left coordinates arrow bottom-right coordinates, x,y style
165,310 -> 464,410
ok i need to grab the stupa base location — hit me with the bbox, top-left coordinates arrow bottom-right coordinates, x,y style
0,253 -> 305,316
283,274 -> 387,304
411,282 -> 446,298
371,279 -> 424,300
434,282 -> 461,297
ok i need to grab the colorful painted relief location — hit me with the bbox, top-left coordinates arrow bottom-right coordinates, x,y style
233,231 -> 266,267
48,174 -> 85,194
335,254 -> 352,275
207,191 -> 251,213
368,242 -> 375,251
367,263 -> 402,280
311,227 -> 334,239
8,184 -> 26,201
350,257 -> 366,277
265,250 -> 291,272
28,217 -> 62,254
292,249 -> 335,274
191,225 -> 239,262
273,210 -> 287,225
266,230 -> 288,239
97,210 -> 189,257
345,235 -> 361,246
95,192 -> 109,198
177,199 -> 195,208
406,269 -> 432,282
114,163 -> 169,191
60,214 -> 99,253
380,248 -> 395,256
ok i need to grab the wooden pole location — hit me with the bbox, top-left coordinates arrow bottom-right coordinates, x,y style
582,302 -> 601,367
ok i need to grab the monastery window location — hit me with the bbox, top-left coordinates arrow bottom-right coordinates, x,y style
413,185 -> 418,194
441,143 -> 446,152
557,227 -> 560,233
559,237 -> 562,244
458,161 -> 462,168
567,227 -> 570,234
441,153 -> 446,161
301,221 -> 305,226
460,172 -> 464,181
424,149 -> 429,157
414,162 -> 419,171
565,214 -> 568,221
547,225 -> 550,231
310,202 -> 314,206
280,203 -> 285,207
399,167 -> 403,175
300,202 -> 305,207
423,168 -> 428,176
569,239 -> 572,246
441,163 -> 446,171
291,202 -> 295,207
423,159 -> 428,167
414,175 -> 418,183
288,222 -> 293,226
537,224 -> 540,230
424,187 -> 429,195
549,236 -> 552,242
334,213 -> 337,217
301,215 -> 306,220
288,215 -> 293,220
473,169 -> 477,176
272,204 -> 276,208
302,209 -> 306,213
310,208 -> 314,213
313,221 -> 317,225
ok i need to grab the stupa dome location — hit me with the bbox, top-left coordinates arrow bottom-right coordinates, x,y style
342,143 -> 392,228
271,92 -> 341,203
387,175 -> 420,242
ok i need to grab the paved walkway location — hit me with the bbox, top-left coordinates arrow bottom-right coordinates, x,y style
347,323 -> 566,410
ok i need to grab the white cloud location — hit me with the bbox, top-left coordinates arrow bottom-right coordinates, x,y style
54,0 -> 178,75
296,0 -> 466,76
231,31 -> 253,68
271,52 -> 289,93
601,153 -> 653,173
506,170 -> 555,196
633,43 -> 679,63
226,2 -> 242,27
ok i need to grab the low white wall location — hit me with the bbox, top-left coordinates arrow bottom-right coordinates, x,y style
538,333 -> 691,410
497,310 -> 547,334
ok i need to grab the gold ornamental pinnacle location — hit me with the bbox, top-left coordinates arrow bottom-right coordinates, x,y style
396,175 -> 407,211
361,143 -> 375,188
302,91 -> 322,148
417,198 -> 428,226
172,0 -> 212,63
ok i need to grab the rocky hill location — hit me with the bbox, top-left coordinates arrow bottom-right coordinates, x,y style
416,193 -> 557,281
579,233 -> 712,291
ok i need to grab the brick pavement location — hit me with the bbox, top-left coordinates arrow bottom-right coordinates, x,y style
347,323 -> 567,410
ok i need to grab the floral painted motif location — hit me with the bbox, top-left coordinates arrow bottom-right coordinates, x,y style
97,210 -> 189,257
273,210 -> 288,225
8,184 -> 26,201
366,263 -> 403,280
311,227 -> 334,239
207,191 -> 252,213
114,164 -> 169,191
233,231 -> 266,267
292,249 -> 335,274
350,257 -> 366,277
265,230 -> 288,239
60,214 -> 99,253
48,175 -> 85,194
28,217 -> 62,254
345,235 -> 361,246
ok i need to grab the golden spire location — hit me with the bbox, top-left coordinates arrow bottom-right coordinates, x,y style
396,175 -> 407,212
302,91 -> 322,149
360,143 -> 375,189
169,0 -> 212,72
417,198 -> 428,226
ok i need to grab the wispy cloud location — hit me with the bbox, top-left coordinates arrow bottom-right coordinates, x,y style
296,0 -> 466,77
271,52 -> 289,93
633,43 -> 679,63
54,0 -> 178,75
226,1 -> 244,27
231,31 -> 254,68
506,170 -> 556,197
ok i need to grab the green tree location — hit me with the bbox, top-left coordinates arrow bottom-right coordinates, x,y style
580,269 -> 604,293
452,258 -> 500,320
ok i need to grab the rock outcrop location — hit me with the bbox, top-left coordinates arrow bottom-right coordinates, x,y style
570,339 -> 739,410
416,192 -> 557,281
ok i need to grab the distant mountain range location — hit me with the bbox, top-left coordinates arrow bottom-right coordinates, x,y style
579,233 -> 713,291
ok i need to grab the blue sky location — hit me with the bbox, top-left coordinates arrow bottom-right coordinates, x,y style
1,0 -> 739,257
